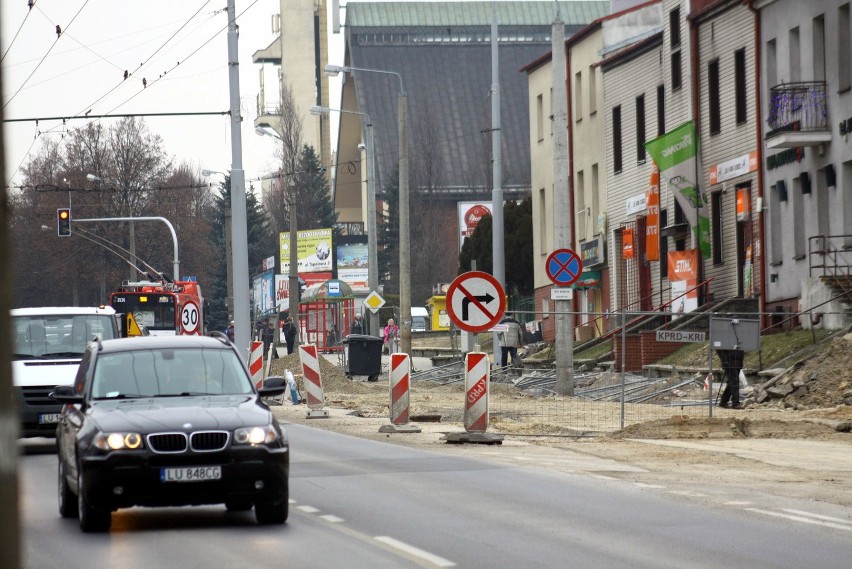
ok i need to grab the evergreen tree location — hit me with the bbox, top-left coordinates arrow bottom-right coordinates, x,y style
294,145 -> 337,230
378,166 -> 399,294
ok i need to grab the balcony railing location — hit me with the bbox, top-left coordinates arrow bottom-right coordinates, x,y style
766,81 -> 828,135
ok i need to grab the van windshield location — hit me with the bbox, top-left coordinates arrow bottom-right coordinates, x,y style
12,314 -> 118,359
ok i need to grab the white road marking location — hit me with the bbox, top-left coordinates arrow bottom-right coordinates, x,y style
667,490 -> 706,497
746,508 -> 852,532
374,536 -> 456,567
320,514 -> 344,523
297,505 -> 320,514
782,509 -> 852,526
724,501 -> 752,506
635,483 -> 666,489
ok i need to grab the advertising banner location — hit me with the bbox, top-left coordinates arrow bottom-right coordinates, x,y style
667,249 -> 699,317
279,228 -> 333,273
645,166 -> 660,261
336,240 -> 369,293
622,227 -> 635,259
645,121 -> 711,258
457,201 -> 492,251
252,270 -> 275,318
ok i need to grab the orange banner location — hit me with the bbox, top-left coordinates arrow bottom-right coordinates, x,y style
623,228 -> 635,259
667,249 -> 699,282
646,166 -> 660,261
736,187 -> 751,221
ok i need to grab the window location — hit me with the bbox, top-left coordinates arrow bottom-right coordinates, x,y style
813,15 -> 825,82
636,94 -> 646,163
766,38 -> 777,89
660,209 -> 669,279
613,105 -> 623,173
674,199 -> 686,225
591,164 -> 600,233
711,191 -> 723,265
536,93 -> 544,142
576,170 -> 586,237
669,7 -> 681,47
589,65 -> 597,114
539,188 -> 547,251
656,84 -> 665,135
769,184 -> 782,265
708,59 -> 721,135
671,50 -> 682,91
735,49 -> 747,124
792,176 -> 805,258
789,27 -> 801,83
575,71 -> 583,119
839,5 -> 851,91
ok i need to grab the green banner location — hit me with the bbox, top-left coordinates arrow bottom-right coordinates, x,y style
645,121 -> 711,259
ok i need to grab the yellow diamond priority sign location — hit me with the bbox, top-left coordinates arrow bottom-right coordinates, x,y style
363,290 -> 386,314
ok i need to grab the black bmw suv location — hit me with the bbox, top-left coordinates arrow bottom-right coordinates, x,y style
51,333 -> 290,532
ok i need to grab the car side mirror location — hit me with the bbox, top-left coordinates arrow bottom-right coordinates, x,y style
258,376 -> 286,398
50,385 -> 84,404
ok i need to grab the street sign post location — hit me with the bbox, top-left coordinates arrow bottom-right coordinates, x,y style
445,271 -> 506,333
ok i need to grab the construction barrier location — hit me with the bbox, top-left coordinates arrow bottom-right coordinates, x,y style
464,352 -> 490,432
389,353 -> 411,425
298,344 -> 325,410
249,341 -> 264,389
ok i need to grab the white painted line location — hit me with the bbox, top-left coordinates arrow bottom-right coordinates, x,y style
724,501 -> 752,506
635,483 -> 666,489
667,490 -> 706,497
588,474 -> 618,481
374,536 -> 456,567
297,505 -> 320,514
782,509 -> 852,526
320,514 -> 344,523
746,508 -> 852,532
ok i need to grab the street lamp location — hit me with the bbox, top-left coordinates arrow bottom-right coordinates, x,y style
87,173 -> 137,282
256,127 -> 300,333
310,104 -> 379,337
325,63 -> 411,355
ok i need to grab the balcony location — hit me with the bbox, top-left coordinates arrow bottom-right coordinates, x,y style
252,37 -> 281,65
765,81 -> 831,149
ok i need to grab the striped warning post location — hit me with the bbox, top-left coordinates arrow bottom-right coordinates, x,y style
249,341 -> 264,389
298,344 -> 325,410
389,353 -> 411,425
463,352 -> 490,433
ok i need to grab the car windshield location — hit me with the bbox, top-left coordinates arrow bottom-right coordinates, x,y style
92,348 -> 253,399
12,314 -> 117,359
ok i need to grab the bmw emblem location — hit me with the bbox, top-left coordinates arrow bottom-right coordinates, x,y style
183,423 -> 193,429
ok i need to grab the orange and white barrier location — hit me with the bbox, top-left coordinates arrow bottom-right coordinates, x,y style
249,341 -> 264,389
389,353 -> 411,425
298,344 -> 324,410
464,352 -> 490,432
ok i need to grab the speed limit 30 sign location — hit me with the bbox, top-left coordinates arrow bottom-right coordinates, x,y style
181,300 -> 200,335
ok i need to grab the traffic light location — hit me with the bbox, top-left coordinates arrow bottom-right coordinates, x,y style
57,208 -> 71,237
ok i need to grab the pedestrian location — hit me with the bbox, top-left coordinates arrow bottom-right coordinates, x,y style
261,320 -> 277,360
282,316 -> 297,355
499,313 -> 524,368
225,320 -> 235,343
717,349 -> 745,409
350,314 -> 364,335
383,318 -> 399,354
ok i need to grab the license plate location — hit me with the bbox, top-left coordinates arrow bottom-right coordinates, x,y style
38,413 -> 61,424
160,466 -> 222,482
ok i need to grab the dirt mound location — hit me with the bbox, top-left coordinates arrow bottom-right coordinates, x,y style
608,415 -> 845,440
749,334 -> 852,410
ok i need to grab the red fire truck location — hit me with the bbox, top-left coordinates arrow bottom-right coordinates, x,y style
110,277 -> 204,336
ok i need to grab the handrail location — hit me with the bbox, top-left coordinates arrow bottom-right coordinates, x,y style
808,234 -> 852,277
595,277 -> 715,341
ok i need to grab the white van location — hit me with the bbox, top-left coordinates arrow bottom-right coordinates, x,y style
11,306 -> 120,438
411,307 -> 429,332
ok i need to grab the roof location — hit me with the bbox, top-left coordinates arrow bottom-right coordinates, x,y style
98,335 -> 232,353
12,306 -> 116,316
342,1 -> 609,195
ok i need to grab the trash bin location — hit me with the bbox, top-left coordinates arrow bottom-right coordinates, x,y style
344,334 -> 383,381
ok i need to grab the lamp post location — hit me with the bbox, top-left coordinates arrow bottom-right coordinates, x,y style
325,63 -> 410,355
256,127 -> 300,333
309,105 -> 379,337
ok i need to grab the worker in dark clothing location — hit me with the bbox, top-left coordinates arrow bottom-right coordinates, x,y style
717,349 -> 744,409
350,314 -> 364,335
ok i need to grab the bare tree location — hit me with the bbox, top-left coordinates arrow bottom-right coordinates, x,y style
265,81 -> 304,235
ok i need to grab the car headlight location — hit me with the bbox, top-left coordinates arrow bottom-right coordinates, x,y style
94,432 -> 144,451
234,425 -> 280,445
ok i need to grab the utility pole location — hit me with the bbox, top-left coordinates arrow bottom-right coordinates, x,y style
552,8 -> 575,396
491,5 -> 505,363
226,0 -> 251,360
288,180 -> 299,347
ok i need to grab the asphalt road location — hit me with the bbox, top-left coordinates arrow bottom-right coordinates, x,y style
19,428 -> 852,569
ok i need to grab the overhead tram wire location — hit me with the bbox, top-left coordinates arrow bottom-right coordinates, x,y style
1,6 -> 34,63
3,0 -> 92,110
97,0 -> 261,119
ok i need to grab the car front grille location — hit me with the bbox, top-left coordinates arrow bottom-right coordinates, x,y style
147,431 -> 230,453
20,385 -> 57,407
190,431 -> 229,452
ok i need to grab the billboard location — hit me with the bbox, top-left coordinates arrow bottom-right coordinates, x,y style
457,201 -> 492,251
279,228 -> 333,273
336,239 -> 369,293
252,270 -> 275,318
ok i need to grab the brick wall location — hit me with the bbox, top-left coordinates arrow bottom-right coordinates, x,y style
612,331 -> 683,371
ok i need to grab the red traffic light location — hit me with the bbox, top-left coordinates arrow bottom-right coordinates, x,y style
57,208 -> 71,237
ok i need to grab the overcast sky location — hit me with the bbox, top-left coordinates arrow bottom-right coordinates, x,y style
1,0 -> 309,190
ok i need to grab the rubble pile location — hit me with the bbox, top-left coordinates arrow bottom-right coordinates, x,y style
746,334 -> 852,410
